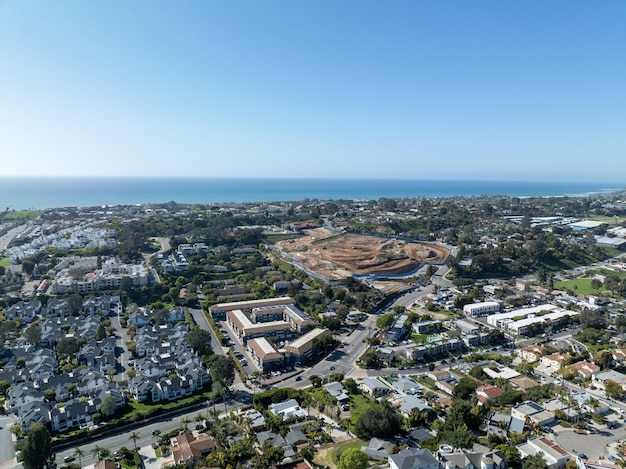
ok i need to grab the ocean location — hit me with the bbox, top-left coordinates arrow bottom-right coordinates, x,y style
0,177 -> 623,211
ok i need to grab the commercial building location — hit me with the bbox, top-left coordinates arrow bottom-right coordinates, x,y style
226,309 -> 292,343
247,337 -> 284,372
284,328 -> 329,362
209,296 -> 297,320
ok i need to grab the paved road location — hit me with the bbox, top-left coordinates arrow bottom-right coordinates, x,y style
0,415 -> 17,467
188,308 -> 225,357
0,223 -> 31,252
53,401 -> 242,468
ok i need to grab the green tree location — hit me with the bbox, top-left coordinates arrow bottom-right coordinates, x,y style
338,448 -> 368,469
605,381 -> 623,399
22,259 -> 35,276
354,405 -> 403,440
376,313 -> 395,330
73,448 -> 85,468
469,365 -> 487,380
91,445 -> 111,461
406,408 -> 429,428
209,355 -> 235,387
130,431 -> 140,450
454,377 -> 478,399
22,423 -> 53,469
522,452 -> 548,469
499,385 -> 523,407
24,325 -> 42,347
187,329 -> 214,358
56,337 -> 80,359
100,395 -> 118,417
67,293 -> 83,316
96,322 -> 107,340
593,350 -> 613,370
359,349 -> 382,369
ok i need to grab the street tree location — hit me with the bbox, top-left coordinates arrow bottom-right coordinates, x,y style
376,313 -> 395,330
74,448 -> 85,468
130,431 -> 140,450
22,423 -> 53,469
209,355 -> 235,388
605,381 -> 623,399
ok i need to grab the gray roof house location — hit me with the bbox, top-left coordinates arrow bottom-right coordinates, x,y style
390,448 -> 439,469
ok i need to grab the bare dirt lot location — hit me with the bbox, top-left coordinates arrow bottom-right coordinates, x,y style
278,228 -> 450,280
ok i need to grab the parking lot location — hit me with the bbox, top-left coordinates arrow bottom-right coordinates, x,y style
553,414 -> 626,460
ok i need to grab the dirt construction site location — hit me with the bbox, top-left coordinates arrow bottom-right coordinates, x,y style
278,228 -> 450,280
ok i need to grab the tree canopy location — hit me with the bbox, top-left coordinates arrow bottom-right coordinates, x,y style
376,313 -> 395,330
187,329 -> 214,358
339,448 -> 368,469
22,423 -> 53,469
209,355 -> 235,387
454,377 -> 478,399
354,405 -> 403,440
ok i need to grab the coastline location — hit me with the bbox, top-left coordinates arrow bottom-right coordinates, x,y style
0,177 -> 623,211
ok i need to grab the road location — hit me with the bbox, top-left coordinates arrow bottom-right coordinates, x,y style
0,415 -> 17,467
109,303 -> 130,382
0,223 -> 31,252
188,308 -> 225,358
53,401 -> 242,468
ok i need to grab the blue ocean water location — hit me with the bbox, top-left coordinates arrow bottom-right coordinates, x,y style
0,177 -> 623,211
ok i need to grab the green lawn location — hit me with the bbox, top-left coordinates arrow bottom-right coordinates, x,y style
554,278 -> 601,295
1,210 -> 43,220
348,393 -> 375,426
126,391 -> 212,417
590,268 -> 626,280
314,438 -> 367,468
0,257 -> 11,267
331,439 -> 367,465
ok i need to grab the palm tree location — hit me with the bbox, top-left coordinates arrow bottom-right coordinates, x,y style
74,447 -> 85,468
151,429 -> 162,447
181,416 -> 191,431
585,396 -> 600,414
129,431 -> 140,450
194,412 -> 205,427
91,446 -> 111,461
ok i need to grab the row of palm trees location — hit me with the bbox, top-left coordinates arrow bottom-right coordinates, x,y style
70,431 -> 142,467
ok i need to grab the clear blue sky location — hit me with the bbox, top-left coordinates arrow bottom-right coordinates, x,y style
1,1 -> 625,181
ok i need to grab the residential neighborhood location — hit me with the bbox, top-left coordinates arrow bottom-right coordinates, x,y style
2,193 -> 626,469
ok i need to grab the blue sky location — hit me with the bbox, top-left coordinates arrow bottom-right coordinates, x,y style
1,1 -> 625,181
